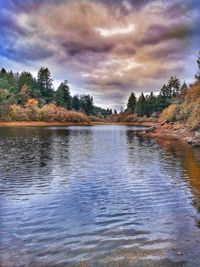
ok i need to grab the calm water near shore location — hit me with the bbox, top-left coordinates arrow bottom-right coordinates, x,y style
0,125 -> 200,267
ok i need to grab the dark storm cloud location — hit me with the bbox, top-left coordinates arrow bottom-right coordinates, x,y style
138,23 -> 193,46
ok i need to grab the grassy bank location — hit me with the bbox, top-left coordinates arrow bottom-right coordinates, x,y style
0,120 -> 156,128
0,121 -> 91,127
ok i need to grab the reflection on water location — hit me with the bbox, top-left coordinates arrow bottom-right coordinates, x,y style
0,125 -> 200,267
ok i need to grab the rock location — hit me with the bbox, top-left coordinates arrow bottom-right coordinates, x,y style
161,120 -> 169,126
191,140 -> 200,147
146,126 -> 156,133
186,131 -> 200,147
186,137 -> 193,144
194,130 -> 200,139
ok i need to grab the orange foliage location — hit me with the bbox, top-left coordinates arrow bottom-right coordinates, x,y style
25,98 -> 38,107
9,101 -> 88,122
160,104 -> 179,122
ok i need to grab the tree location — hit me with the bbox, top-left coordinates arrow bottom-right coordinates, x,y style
19,85 -> 31,105
55,80 -> 71,109
80,94 -> 94,115
0,68 -> 7,75
145,92 -> 157,116
180,81 -> 188,97
37,67 -> 54,102
114,109 -> 117,115
135,93 -> 146,116
18,72 -> 34,91
72,95 -> 81,111
195,51 -> 200,82
0,68 -> 18,94
160,84 -> 171,98
127,92 -> 136,113
167,76 -> 181,97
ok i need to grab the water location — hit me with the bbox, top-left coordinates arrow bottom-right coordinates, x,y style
0,125 -> 200,267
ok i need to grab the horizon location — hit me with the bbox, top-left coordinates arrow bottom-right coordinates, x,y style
1,0 -> 200,109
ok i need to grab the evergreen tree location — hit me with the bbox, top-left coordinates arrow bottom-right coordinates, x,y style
127,92 -> 136,113
160,84 -> 171,98
180,81 -> 188,96
0,68 -> 18,94
18,72 -> 34,91
37,67 -> 54,103
145,92 -> 157,116
72,95 -> 81,110
55,80 -> 71,109
114,109 -> 117,115
167,76 -> 181,97
135,93 -> 146,116
0,68 -> 7,75
195,51 -> 200,82
80,95 -> 94,115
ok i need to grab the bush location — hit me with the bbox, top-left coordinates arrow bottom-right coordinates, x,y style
160,104 -> 180,122
88,116 -> 105,122
186,98 -> 200,129
10,104 -> 29,121
124,114 -> 139,122
7,100 -> 89,123
159,82 -> 200,129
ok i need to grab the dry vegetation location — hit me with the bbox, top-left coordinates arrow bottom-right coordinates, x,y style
7,99 -> 89,123
106,112 -> 158,124
160,82 -> 200,130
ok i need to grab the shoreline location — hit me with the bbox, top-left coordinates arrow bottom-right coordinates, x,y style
0,121 -> 91,127
137,122 -> 200,147
0,121 -> 156,128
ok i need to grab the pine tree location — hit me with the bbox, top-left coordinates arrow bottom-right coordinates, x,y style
145,92 -> 157,116
135,93 -> 146,116
160,84 -> 170,98
55,80 -> 71,109
127,92 -> 136,113
37,67 -> 54,103
80,95 -> 94,115
72,95 -> 81,110
180,81 -> 188,96
18,72 -> 34,91
167,76 -> 181,97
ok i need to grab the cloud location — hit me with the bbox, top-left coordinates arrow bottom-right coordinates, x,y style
0,0 -> 199,108
96,24 -> 135,37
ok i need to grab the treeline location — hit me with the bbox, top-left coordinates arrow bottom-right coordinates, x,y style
0,67 -> 115,120
126,76 -> 188,117
160,52 -> 200,129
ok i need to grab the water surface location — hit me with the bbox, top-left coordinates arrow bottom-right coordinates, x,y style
0,125 -> 200,266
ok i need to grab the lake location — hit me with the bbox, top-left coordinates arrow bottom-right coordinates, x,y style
0,125 -> 200,267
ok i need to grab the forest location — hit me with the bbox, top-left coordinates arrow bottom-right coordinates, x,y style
0,67 -> 113,122
0,52 -> 199,128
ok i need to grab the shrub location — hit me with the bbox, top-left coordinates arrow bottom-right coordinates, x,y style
88,116 -> 104,122
124,114 -> 139,122
10,104 -> 29,121
186,98 -> 200,129
159,82 -> 200,129
160,104 -> 180,122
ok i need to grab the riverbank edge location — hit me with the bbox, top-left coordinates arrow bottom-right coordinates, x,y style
0,121 -> 155,128
137,122 -> 200,147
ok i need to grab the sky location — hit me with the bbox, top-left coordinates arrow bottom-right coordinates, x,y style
0,0 -> 200,109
